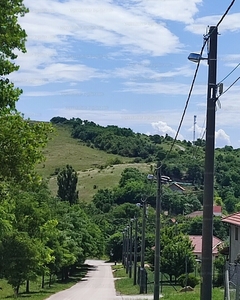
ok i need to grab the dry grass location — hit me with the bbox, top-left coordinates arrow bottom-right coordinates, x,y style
37,125 -> 154,202
49,162 -> 153,203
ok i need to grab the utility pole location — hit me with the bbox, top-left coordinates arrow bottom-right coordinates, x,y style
126,225 -> 130,274
122,230 -> 125,266
133,217 -> 138,285
154,165 -> 161,300
140,199 -> 147,294
201,25 -> 218,300
129,219 -> 133,278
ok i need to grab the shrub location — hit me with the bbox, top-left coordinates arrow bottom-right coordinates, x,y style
177,274 -> 199,288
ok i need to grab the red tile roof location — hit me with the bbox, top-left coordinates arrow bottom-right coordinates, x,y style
185,206 -> 222,218
222,212 -> 240,226
213,206 -> 222,213
189,235 -> 223,255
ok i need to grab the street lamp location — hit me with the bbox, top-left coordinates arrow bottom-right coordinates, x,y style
188,53 -> 208,63
188,26 -> 218,300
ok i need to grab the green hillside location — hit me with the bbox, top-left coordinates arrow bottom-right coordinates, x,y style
36,124 -> 133,177
37,125 -> 154,202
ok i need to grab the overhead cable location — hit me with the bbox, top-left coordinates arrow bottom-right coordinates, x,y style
162,0 -> 236,163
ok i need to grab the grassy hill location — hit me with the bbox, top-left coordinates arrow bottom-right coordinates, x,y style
37,125 -> 154,202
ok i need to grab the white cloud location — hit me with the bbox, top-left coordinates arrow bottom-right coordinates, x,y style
121,81 -> 206,95
151,120 -> 184,140
112,63 -> 194,80
130,0 -> 202,24
185,13 -> 240,35
21,0 -> 182,56
215,128 -> 231,146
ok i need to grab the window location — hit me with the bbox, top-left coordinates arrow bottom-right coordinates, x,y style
235,227 -> 238,241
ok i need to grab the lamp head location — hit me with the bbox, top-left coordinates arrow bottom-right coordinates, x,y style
188,53 -> 208,63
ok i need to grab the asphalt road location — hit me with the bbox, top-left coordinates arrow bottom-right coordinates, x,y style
45,259 -> 154,300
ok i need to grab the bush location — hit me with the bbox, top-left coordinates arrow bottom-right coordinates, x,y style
177,274 -> 199,288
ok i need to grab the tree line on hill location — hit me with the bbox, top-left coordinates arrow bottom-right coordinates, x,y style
51,116 -> 240,215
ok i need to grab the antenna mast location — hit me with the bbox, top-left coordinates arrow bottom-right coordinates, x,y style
193,115 -> 197,145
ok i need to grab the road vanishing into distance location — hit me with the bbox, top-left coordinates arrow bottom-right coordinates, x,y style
45,259 -> 154,300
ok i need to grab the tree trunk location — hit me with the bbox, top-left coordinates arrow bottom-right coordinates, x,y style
14,285 -> 20,298
26,280 -> 30,293
49,273 -> 52,287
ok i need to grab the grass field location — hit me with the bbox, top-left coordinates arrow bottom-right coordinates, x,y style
112,265 -> 225,300
48,162 -> 153,203
0,265 -> 88,300
36,124 -> 155,202
36,125 -> 132,178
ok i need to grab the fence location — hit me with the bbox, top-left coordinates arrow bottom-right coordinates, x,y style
225,262 -> 240,300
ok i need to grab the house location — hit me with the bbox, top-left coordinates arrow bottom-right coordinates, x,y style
189,235 -> 223,260
169,182 -> 185,193
222,212 -> 240,263
185,206 -> 222,218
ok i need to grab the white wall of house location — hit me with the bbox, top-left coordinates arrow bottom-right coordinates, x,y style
229,225 -> 240,262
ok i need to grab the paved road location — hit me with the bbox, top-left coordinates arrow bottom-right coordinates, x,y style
45,259 -> 155,300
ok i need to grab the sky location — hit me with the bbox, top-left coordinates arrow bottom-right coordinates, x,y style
11,0 -> 240,148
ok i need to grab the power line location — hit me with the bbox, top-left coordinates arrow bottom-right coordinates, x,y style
216,0 -> 236,27
218,62 -> 240,84
163,0 -> 236,163
163,38 -> 208,162
221,76 -> 240,96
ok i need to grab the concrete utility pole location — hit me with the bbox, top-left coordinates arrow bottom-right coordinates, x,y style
129,219 -> 133,278
126,225 -> 130,274
200,25 -> 218,300
154,165 -> 161,300
122,230 -> 125,266
133,217 -> 138,285
140,200 -> 147,294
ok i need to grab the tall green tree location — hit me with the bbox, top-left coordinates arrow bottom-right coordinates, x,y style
0,232 -> 40,296
0,0 -> 28,109
57,165 -> 79,205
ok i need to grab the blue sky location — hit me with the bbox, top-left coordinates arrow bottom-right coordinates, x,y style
11,0 -> 240,147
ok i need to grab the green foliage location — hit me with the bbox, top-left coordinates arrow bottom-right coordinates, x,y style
213,254 -> 225,287
177,274 -> 199,288
0,232 -> 40,294
0,112 -> 53,186
0,0 -> 28,109
160,229 -> 195,279
106,232 -> 123,261
146,227 -> 196,280
57,165 -> 79,205
92,188 -> 115,213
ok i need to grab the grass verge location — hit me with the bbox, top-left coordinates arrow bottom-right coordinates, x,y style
112,265 -> 224,300
0,265 -> 88,300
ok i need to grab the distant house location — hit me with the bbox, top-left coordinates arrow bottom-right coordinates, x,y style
189,235 -> 223,260
222,212 -> 240,263
185,206 -> 222,218
169,182 -> 185,193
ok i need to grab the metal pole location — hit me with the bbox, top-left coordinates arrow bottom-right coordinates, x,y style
129,219 -> 133,278
140,200 -> 146,294
154,165 -> 161,300
122,231 -> 125,266
200,25 -> 218,300
133,217 -> 138,285
123,229 -> 127,268
126,226 -> 129,274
